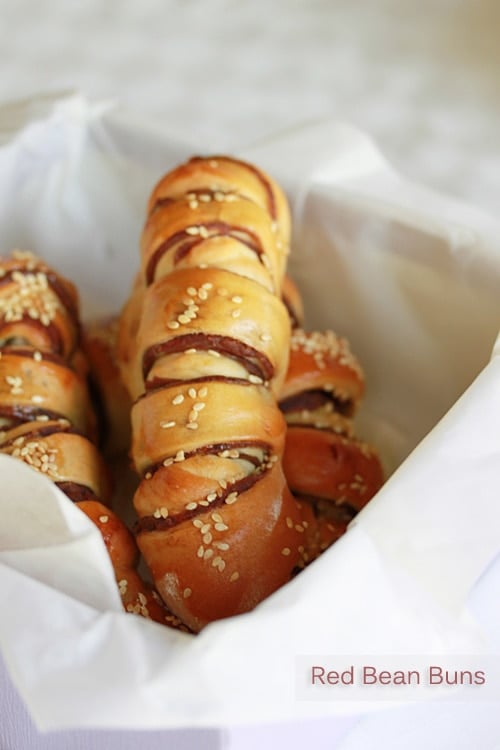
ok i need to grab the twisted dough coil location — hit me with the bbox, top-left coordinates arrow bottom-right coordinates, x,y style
280,328 -> 384,562
120,156 -> 305,633
0,251 -> 182,629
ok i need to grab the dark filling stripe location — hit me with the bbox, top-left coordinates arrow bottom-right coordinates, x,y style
295,492 -> 358,523
0,421 -> 78,449
0,404 -> 69,426
142,333 -> 273,383
145,221 -> 265,285
135,461 -> 268,535
56,481 -> 101,503
189,155 -> 277,220
279,389 -> 353,417
0,315 -> 66,355
141,440 -> 267,478
145,373 -> 254,392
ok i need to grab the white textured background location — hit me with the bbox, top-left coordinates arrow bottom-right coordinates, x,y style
1,0 -> 499,215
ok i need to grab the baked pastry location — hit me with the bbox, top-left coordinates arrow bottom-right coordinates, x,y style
0,251 -> 180,628
119,156 -> 306,633
81,316 -> 132,458
279,328 -> 384,563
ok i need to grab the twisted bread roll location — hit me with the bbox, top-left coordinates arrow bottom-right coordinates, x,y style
120,156 -> 305,632
280,328 -> 384,563
0,251 -> 181,628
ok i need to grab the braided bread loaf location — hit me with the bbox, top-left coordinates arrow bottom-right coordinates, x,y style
280,328 -> 384,563
119,156 -> 306,633
0,250 -> 181,628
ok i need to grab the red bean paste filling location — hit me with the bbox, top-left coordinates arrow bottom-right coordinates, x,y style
135,442 -> 271,534
57,481 -> 100,503
145,222 -> 265,285
279,389 -> 354,417
142,334 -> 273,384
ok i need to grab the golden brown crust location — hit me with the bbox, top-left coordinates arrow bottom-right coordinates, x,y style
0,251 -> 80,357
280,328 -> 365,414
0,251 -> 181,629
142,192 -> 285,294
147,155 -> 291,248
136,461 -> 303,632
279,326 -> 383,565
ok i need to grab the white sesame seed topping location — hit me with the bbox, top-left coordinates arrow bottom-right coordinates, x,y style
99,515 -> 109,523
186,502 -> 198,511
167,320 -> 180,329
183,588 -> 192,599
160,420 -> 176,429
281,547 -> 291,556
172,394 -> 184,405
230,572 -> 240,582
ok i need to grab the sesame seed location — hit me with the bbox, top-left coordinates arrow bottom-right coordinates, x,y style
186,422 -> 199,430
163,457 -> 174,466
260,334 -> 272,342
211,512 -> 223,523
215,542 -> 229,551
33,351 -> 42,361
185,226 -> 200,236
186,502 -> 198,510
197,546 -> 204,558
193,519 -> 204,528
198,387 -> 208,397
215,522 -> 229,531
203,532 -> 213,544
202,282 -> 213,290
231,310 -> 241,319
31,395 -> 43,403
206,492 -> 217,502
187,287 -> 197,296
160,507 -> 169,518
295,524 -> 305,533
217,560 -> 226,572
281,547 -> 291,556
198,288 -> 208,300
145,472 -> 152,479
178,314 -> 191,325
286,517 -> 293,528
99,515 -> 109,523
183,588 -> 192,598
225,493 -> 238,506
172,394 -> 184,405
188,387 -> 197,398
174,450 -> 185,462
230,572 -> 240,582
199,226 -> 209,239
212,556 -> 222,567
160,420 -> 176,429
193,402 -> 205,412
167,321 -> 180,329
248,375 -> 263,385
199,500 -> 209,507
203,548 -> 214,560
231,295 -> 242,304
208,349 -> 220,358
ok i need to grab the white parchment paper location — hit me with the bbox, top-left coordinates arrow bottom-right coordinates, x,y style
0,93 -> 499,731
